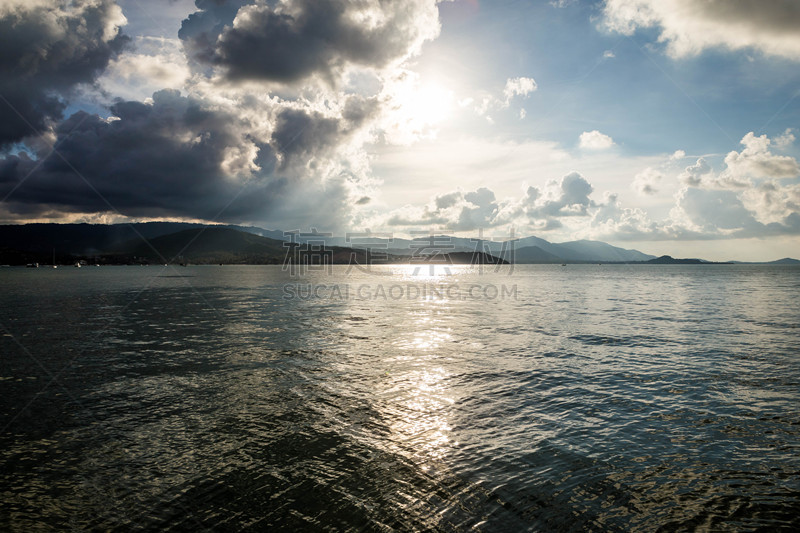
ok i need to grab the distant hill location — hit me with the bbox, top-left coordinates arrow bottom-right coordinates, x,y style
104,227 -> 507,265
486,236 -> 655,263
1,223 -> 658,264
556,240 -> 655,262
765,258 -> 800,265
112,227 -> 288,264
511,245 -> 563,263
4,222 -> 794,265
0,222 -> 210,254
646,255 -> 704,264
644,255 -> 733,265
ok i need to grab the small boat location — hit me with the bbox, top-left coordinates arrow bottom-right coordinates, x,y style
26,263 -> 39,268
74,262 -> 81,268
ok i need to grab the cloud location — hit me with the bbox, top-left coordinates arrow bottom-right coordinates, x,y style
0,88 -> 378,227
774,128 -> 796,149
0,90 -> 275,221
270,97 -> 379,172
677,132 -> 800,190
0,0 -> 441,228
579,130 -> 615,150
676,187 -> 760,231
375,165 -> 800,242
602,0 -> 800,60
180,0 -> 441,85
678,157 -> 713,186
434,191 -> 462,210
589,192 -> 662,239
742,180 -> 800,225
593,178 -> 800,241
466,76 -> 538,120
384,186 -> 503,231
380,171 -> 597,234
723,132 -> 800,180
97,37 -> 190,102
632,167 -> 663,195
0,0 -> 129,147
503,77 -> 538,102
524,172 -> 595,217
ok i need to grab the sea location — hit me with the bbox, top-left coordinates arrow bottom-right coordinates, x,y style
1,264 -> 799,531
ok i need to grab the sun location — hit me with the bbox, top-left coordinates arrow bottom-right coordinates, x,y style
386,77 -> 455,140
405,83 -> 454,125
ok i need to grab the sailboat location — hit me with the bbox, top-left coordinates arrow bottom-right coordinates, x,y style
52,248 -> 57,269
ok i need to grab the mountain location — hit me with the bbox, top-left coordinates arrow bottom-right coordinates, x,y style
554,240 -> 655,262
645,255 -> 733,264
112,227 -> 288,264
511,246 -> 563,263
484,236 -> 655,262
304,234 -> 657,263
47,226 -> 501,265
764,258 -> 800,265
0,222 -> 211,254
9,222 -> 779,265
646,255 -> 704,264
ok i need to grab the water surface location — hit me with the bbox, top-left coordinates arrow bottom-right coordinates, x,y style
1,264 -> 799,530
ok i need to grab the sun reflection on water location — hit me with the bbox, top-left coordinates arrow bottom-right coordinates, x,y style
380,303 -> 458,466
386,366 -> 454,463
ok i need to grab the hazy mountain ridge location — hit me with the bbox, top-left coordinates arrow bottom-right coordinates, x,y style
0,225 -> 506,265
0,223 -> 795,265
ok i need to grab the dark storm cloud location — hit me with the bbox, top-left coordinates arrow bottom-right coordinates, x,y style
270,95 -> 379,171
180,0 -> 439,83
0,88 -> 381,222
604,0 -> 800,59
0,0 -> 436,224
0,0 -> 129,147
178,0 -> 251,68
0,90 -> 284,221
695,0 -> 800,33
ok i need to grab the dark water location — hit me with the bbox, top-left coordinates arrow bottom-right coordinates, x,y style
1,264 -> 799,531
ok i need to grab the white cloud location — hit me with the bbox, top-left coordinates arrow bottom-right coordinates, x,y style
723,132 -> 800,180
602,0 -> 800,60
742,181 -> 800,225
383,186 -> 503,231
503,77 -> 538,103
579,130 -> 615,150
466,76 -> 538,120
774,128 -> 796,150
678,157 -> 713,186
523,172 -> 595,218
632,167 -> 663,195
675,187 -> 759,232
98,37 -> 190,102
670,149 -> 686,160
676,132 -> 800,191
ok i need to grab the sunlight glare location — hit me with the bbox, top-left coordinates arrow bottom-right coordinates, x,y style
386,78 -> 455,142
406,84 -> 454,125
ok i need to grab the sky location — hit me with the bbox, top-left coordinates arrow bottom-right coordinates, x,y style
1,0 -> 799,261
